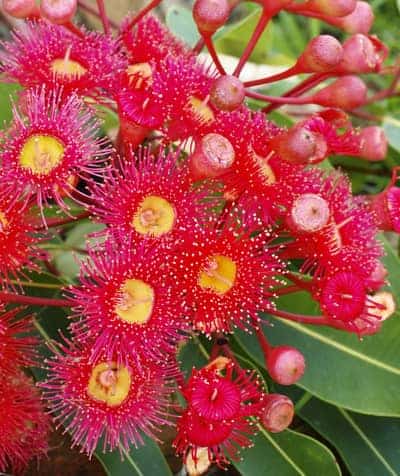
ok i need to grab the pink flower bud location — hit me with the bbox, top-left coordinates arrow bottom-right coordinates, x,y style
288,193 -> 330,233
359,126 -> 387,161
262,394 -> 295,433
301,0 -> 357,17
40,0 -> 77,24
339,34 -> 388,73
313,76 -> 367,110
193,0 -> 230,34
369,186 -> 400,233
210,75 -> 245,112
329,1 -> 374,34
189,133 -> 235,179
267,346 -> 306,385
271,126 -> 328,165
298,35 -> 344,73
3,0 -> 37,18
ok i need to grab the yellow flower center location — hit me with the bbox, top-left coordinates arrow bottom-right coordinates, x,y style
87,362 -> 131,407
19,134 -> 65,175
115,278 -> 154,324
126,62 -> 153,88
0,212 -> 8,232
198,255 -> 237,294
50,45 -> 87,80
132,195 -> 176,237
189,96 -> 215,124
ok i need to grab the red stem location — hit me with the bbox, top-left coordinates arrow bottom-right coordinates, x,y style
203,35 -> 226,76
244,65 -> 298,87
96,0 -> 111,35
64,21 -> 85,38
78,0 -> 119,29
125,0 -> 162,31
245,89 -> 313,105
233,11 -> 270,77
262,72 -> 330,113
0,292 -> 69,308
193,38 -> 205,55
272,285 -> 301,296
266,308 -> 329,325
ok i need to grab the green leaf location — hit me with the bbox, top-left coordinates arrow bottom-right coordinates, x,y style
0,83 -> 20,125
214,8 -> 275,64
236,236 -> 400,416
166,5 -> 200,47
297,395 -> 400,476
234,428 -> 341,476
96,436 -> 173,476
382,116 -> 400,153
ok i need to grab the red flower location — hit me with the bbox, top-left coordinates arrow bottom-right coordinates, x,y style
41,339 -> 175,456
0,308 -> 37,375
0,87 -> 107,220
0,371 -> 49,476
0,20 -> 126,96
174,358 -> 265,467
90,148 -> 218,246
69,235 -> 189,366
174,213 -> 282,333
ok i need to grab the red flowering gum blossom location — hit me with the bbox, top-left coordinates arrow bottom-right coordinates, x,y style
0,198 -> 42,283
267,346 -> 306,385
0,87 -> 106,219
40,0 -> 77,24
0,308 -> 37,375
0,20 -> 127,96
41,340 -> 174,456
193,0 -> 230,34
261,394 -> 294,433
210,75 -> 245,112
297,35 -> 344,73
189,133 -> 235,179
3,0 -> 37,18
174,359 -> 265,467
358,126 -> 388,162
369,186 -> 400,233
69,236 -> 190,366
338,34 -> 388,74
0,371 -> 49,476
90,147 -> 218,243
174,215 -> 282,333
312,76 -> 367,110
121,15 -> 191,66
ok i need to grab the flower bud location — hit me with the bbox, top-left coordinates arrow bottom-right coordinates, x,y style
302,0 -> 357,17
262,394 -> 295,433
267,346 -> 306,385
358,126 -> 387,162
288,193 -> 330,233
271,126 -> 328,165
329,1 -> 374,34
189,133 -> 235,179
339,34 -> 388,73
298,35 -> 343,73
193,0 -> 230,34
40,0 -> 77,24
371,291 -> 396,321
3,0 -> 37,18
210,75 -> 245,112
369,186 -> 400,233
313,76 -> 367,110
185,447 -> 212,476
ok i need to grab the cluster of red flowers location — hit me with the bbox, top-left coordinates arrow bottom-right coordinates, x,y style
0,0 -> 398,473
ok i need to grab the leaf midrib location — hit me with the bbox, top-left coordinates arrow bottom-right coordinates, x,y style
275,318 -> 400,376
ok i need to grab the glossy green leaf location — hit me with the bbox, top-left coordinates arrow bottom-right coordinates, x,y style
383,116 -> 400,153
297,394 -> 400,476
236,237 -> 400,416
234,428 -> 341,476
0,83 -> 20,125
96,436 -> 173,476
166,5 -> 200,47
